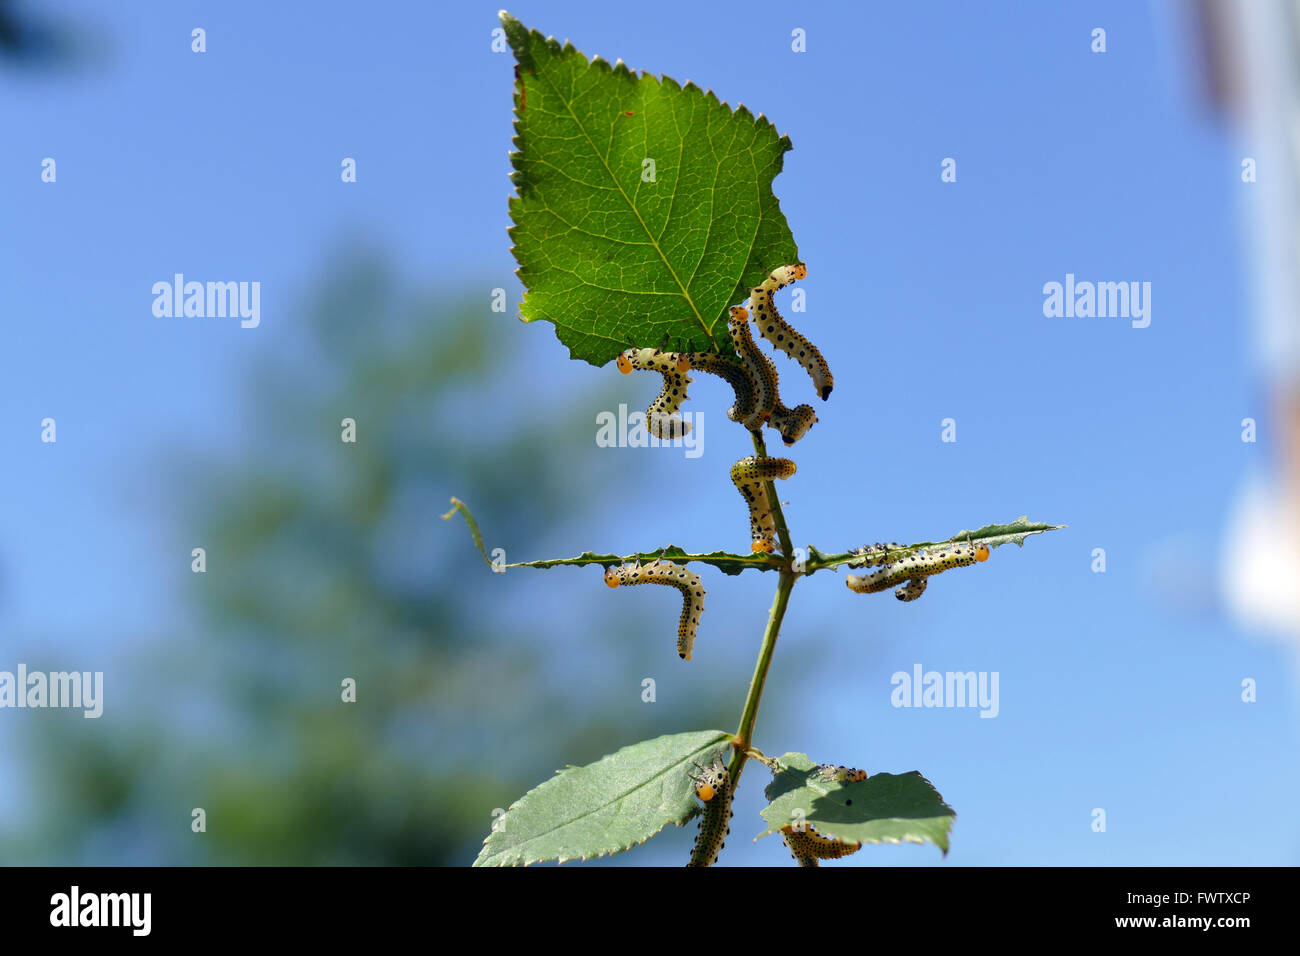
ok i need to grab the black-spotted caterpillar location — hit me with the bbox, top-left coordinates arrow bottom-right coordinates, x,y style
768,400 -> 817,446
781,824 -> 862,867
686,350 -> 817,446
730,456 -> 797,553
726,305 -> 779,430
849,541 -> 902,566
845,542 -> 990,599
816,764 -> 868,783
749,264 -> 833,400
616,347 -> 692,439
687,753 -> 733,867
604,559 -> 706,660
894,577 -> 927,602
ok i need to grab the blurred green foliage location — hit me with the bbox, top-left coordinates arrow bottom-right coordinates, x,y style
2,251 -> 731,865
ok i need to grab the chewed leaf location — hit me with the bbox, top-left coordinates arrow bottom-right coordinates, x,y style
758,752 -> 956,855
803,516 -> 1065,576
444,498 -> 783,575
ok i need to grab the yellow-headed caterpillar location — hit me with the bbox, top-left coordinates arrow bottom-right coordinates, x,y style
616,347 -> 690,376
750,264 -> 833,400
603,559 -> 706,660
816,764 -> 868,783
616,348 -> 693,439
845,543 -> 990,594
730,456 -> 797,553
727,306 -> 778,429
781,824 -> 862,867
687,753 -> 733,867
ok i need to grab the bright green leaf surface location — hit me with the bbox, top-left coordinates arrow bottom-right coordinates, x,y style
474,730 -> 732,866
758,752 -> 956,855
502,11 -> 799,366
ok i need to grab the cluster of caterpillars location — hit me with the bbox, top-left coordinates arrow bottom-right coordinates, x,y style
614,264 -> 829,446
845,542 -> 990,602
602,266 -> 829,659
686,753 -> 733,867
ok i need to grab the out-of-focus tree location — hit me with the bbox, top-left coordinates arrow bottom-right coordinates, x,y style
0,0 -> 74,65
2,251 -> 730,864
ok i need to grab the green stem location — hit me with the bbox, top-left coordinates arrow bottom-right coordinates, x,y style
750,430 -> 794,558
727,568 -> 795,788
726,430 -> 797,789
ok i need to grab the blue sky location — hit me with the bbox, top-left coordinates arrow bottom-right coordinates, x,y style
2,0 -> 1296,865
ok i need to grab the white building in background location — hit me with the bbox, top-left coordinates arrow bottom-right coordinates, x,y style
1195,0 -> 1300,641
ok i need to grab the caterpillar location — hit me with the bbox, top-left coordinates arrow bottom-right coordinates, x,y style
781,824 -> 862,867
816,764 -> 868,783
616,347 -> 690,376
617,348 -> 693,439
727,306 -> 778,429
604,559 -> 706,660
894,577 -> 927,602
850,542 -> 902,567
686,350 -> 817,446
768,400 -> 818,446
684,351 -> 756,428
687,753 -> 733,867
730,456 -> 797,553
845,542 -> 990,594
750,264 -> 833,401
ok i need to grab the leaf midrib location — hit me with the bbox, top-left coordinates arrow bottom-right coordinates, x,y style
535,66 -> 713,343
484,741 -> 725,863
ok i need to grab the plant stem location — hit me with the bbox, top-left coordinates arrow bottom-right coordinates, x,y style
727,568 -> 795,787
751,430 -> 794,558
726,430 -> 797,788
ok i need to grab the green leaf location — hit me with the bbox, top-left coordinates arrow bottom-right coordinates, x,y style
498,545 -> 778,576
444,497 -> 782,575
758,752 -> 956,855
502,10 -> 799,366
474,730 -> 732,866
804,515 -> 1065,575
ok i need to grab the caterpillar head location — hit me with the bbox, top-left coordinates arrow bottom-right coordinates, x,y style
773,404 -> 817,445
616,352 -> 634,374
728,305 -> 749,323
751,538 -> 776,554
675,354 -> 691,373
974,544 -> 990,562
692,754 -> 728,802
603,567 -> 621,588
792,263 -> 807,281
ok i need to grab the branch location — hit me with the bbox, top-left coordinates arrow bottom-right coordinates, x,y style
441,497 -> 785,576
802,517 -> 1065,576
